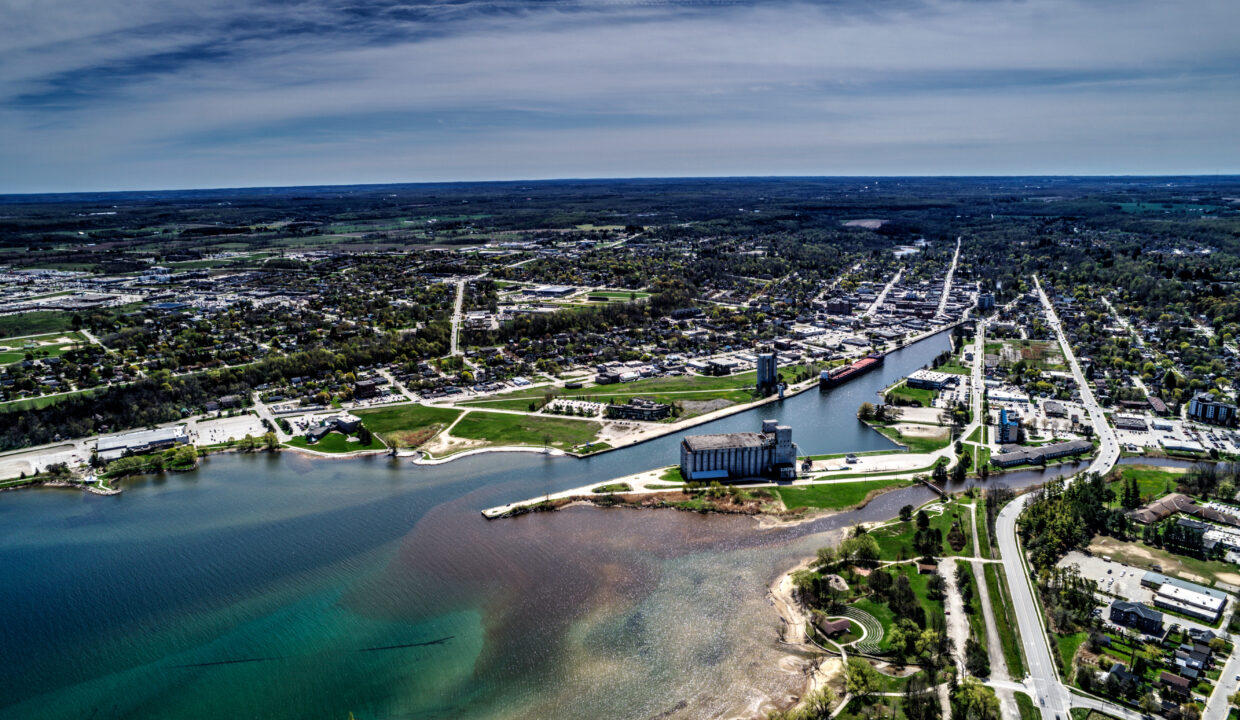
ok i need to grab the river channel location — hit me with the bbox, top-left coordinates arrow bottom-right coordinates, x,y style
0,331 -> 1089,719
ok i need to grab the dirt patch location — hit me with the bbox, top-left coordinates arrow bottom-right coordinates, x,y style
892,423 -> 949,439
1086,536 -> 1207,584
843,219 -> 886,229
681,398 -> 735,415
380,423 -> 448,449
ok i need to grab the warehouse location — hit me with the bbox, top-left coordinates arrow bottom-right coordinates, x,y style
96,426 -> 190,461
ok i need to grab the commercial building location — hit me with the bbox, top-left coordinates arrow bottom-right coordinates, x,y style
1142,572 -> 1228,623
1114,415 -> 1148,431
530,285 -> 576,298
96,426 -> 190,461
1188,393 -> 1237,426
605,397 -> 671,421
1044,400 -> 1067,417
679,420 -> 798,481
990,438 -> 1092,468
906,369 -> 954,391
977,293 -> 995,311
826,300 -> 853,315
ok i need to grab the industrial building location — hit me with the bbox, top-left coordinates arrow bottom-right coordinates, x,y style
679,420 -> 798,481
96,426 -> 190,461
1142,572 -> 1228,623
757,352 -> 779,396
906,368 -> 954,391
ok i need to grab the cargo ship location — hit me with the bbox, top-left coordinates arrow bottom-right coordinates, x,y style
819,353 -> 885,389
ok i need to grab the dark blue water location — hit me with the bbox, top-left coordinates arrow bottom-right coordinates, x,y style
0,331 -> 1072,719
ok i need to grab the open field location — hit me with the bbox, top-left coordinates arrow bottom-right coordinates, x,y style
1105,464 -> 1184,505
449,411 -> 602,450
773,479 -> 911,510
885,382 -> 937,407
0,331 -> 88,365
354,404 -> 463,448
0,311 -> 78,337
872,422 -> 952,454
286,433 -> 386,453
870,499 -> 973,559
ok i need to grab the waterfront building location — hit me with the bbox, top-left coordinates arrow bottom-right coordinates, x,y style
906,368 -> 953,390
1187,393 -> 1237,426
96,425 -> 190,461
605,397 -> 671,421
990,438 -> 1091,467
757,352 -> 778,395
679,420 -> 798,481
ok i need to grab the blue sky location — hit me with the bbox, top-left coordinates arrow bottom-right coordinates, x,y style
2,0 -> 1239,192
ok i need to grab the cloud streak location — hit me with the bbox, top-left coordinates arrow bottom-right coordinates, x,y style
2,0 -> 1238,192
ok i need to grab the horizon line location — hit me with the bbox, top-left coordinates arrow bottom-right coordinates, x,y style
4,172 -> 1240,199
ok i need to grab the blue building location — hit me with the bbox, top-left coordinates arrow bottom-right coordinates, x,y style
998,408 -> 1020,444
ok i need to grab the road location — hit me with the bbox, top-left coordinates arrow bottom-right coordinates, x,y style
1205,645 -> 1240,720
448,277 -> 466,356
937,237 -> 961,317
864,267 -> 903,318
989,277 -> 1124,720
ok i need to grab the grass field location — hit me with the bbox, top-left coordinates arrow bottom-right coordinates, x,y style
984,563 -> 1026,678
957,559 -> 988,653
0,331 -> 88,365
773,479 -> 912,510
885,382 -> 938,407
976,498 -> 991,558
1014,692 -> 1038,720
0,311 -> 78,337
285,432 -> 386,453
0,387 -> 102,412
1056,631 -> 1087,680
936,360 -> 970,375
1106,464 -> 1183,505
354,404 -> 463,448
872,423 -> 952,454
449,411 -> 602,450
870,499 -> 973,559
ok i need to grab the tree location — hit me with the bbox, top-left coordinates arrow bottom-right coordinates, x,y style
951,677 -> 1000,720
241,434 -> 257,451
840,534 -> 880,566
262,432 -> 279,451
917,510 -> 931,529
357,424 -> 374,445
858,402 -> 875,421
844,657 -> 880,702
965,635 -> 990,677
900,504 -> 914,522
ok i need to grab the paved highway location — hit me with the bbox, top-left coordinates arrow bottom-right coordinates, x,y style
990,278 -> 1124,720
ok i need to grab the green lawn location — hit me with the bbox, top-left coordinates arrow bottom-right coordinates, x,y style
0,387 -> 102,412
1014,692 -> 1038,720
936,360 -> 971,375
1056,631 -> 1088,680
354,404 -> 462,448
852,597 -> 897,652
985,564 -> 1026,678
449,411 -> 602,450
976,499 -> 991,558
774,479 -> 912,510
286,432 -> 386,453
0,311 -> 78,337
659,466 -> 684,483
870,500 -> 972,559
957,559 -> 988,653
591,483 -> 632,493
1106,465 -> 1182,504
872,424 -> 952,454
965,426 -> 982,443
885,382 -> 938,407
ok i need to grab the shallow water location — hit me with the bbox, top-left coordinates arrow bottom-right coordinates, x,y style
0,331 -> 1077,719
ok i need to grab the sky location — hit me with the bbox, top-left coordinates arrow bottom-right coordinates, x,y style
2,0 -> 1239,193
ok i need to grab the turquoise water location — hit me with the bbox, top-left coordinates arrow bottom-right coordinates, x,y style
0,331 -> 1078,719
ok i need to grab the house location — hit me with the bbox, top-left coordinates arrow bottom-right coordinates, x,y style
1159,672 -> 1192,697
1102,662 -> 1139,693
815,617 -> 853,637
1109,601 -> 1163,634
